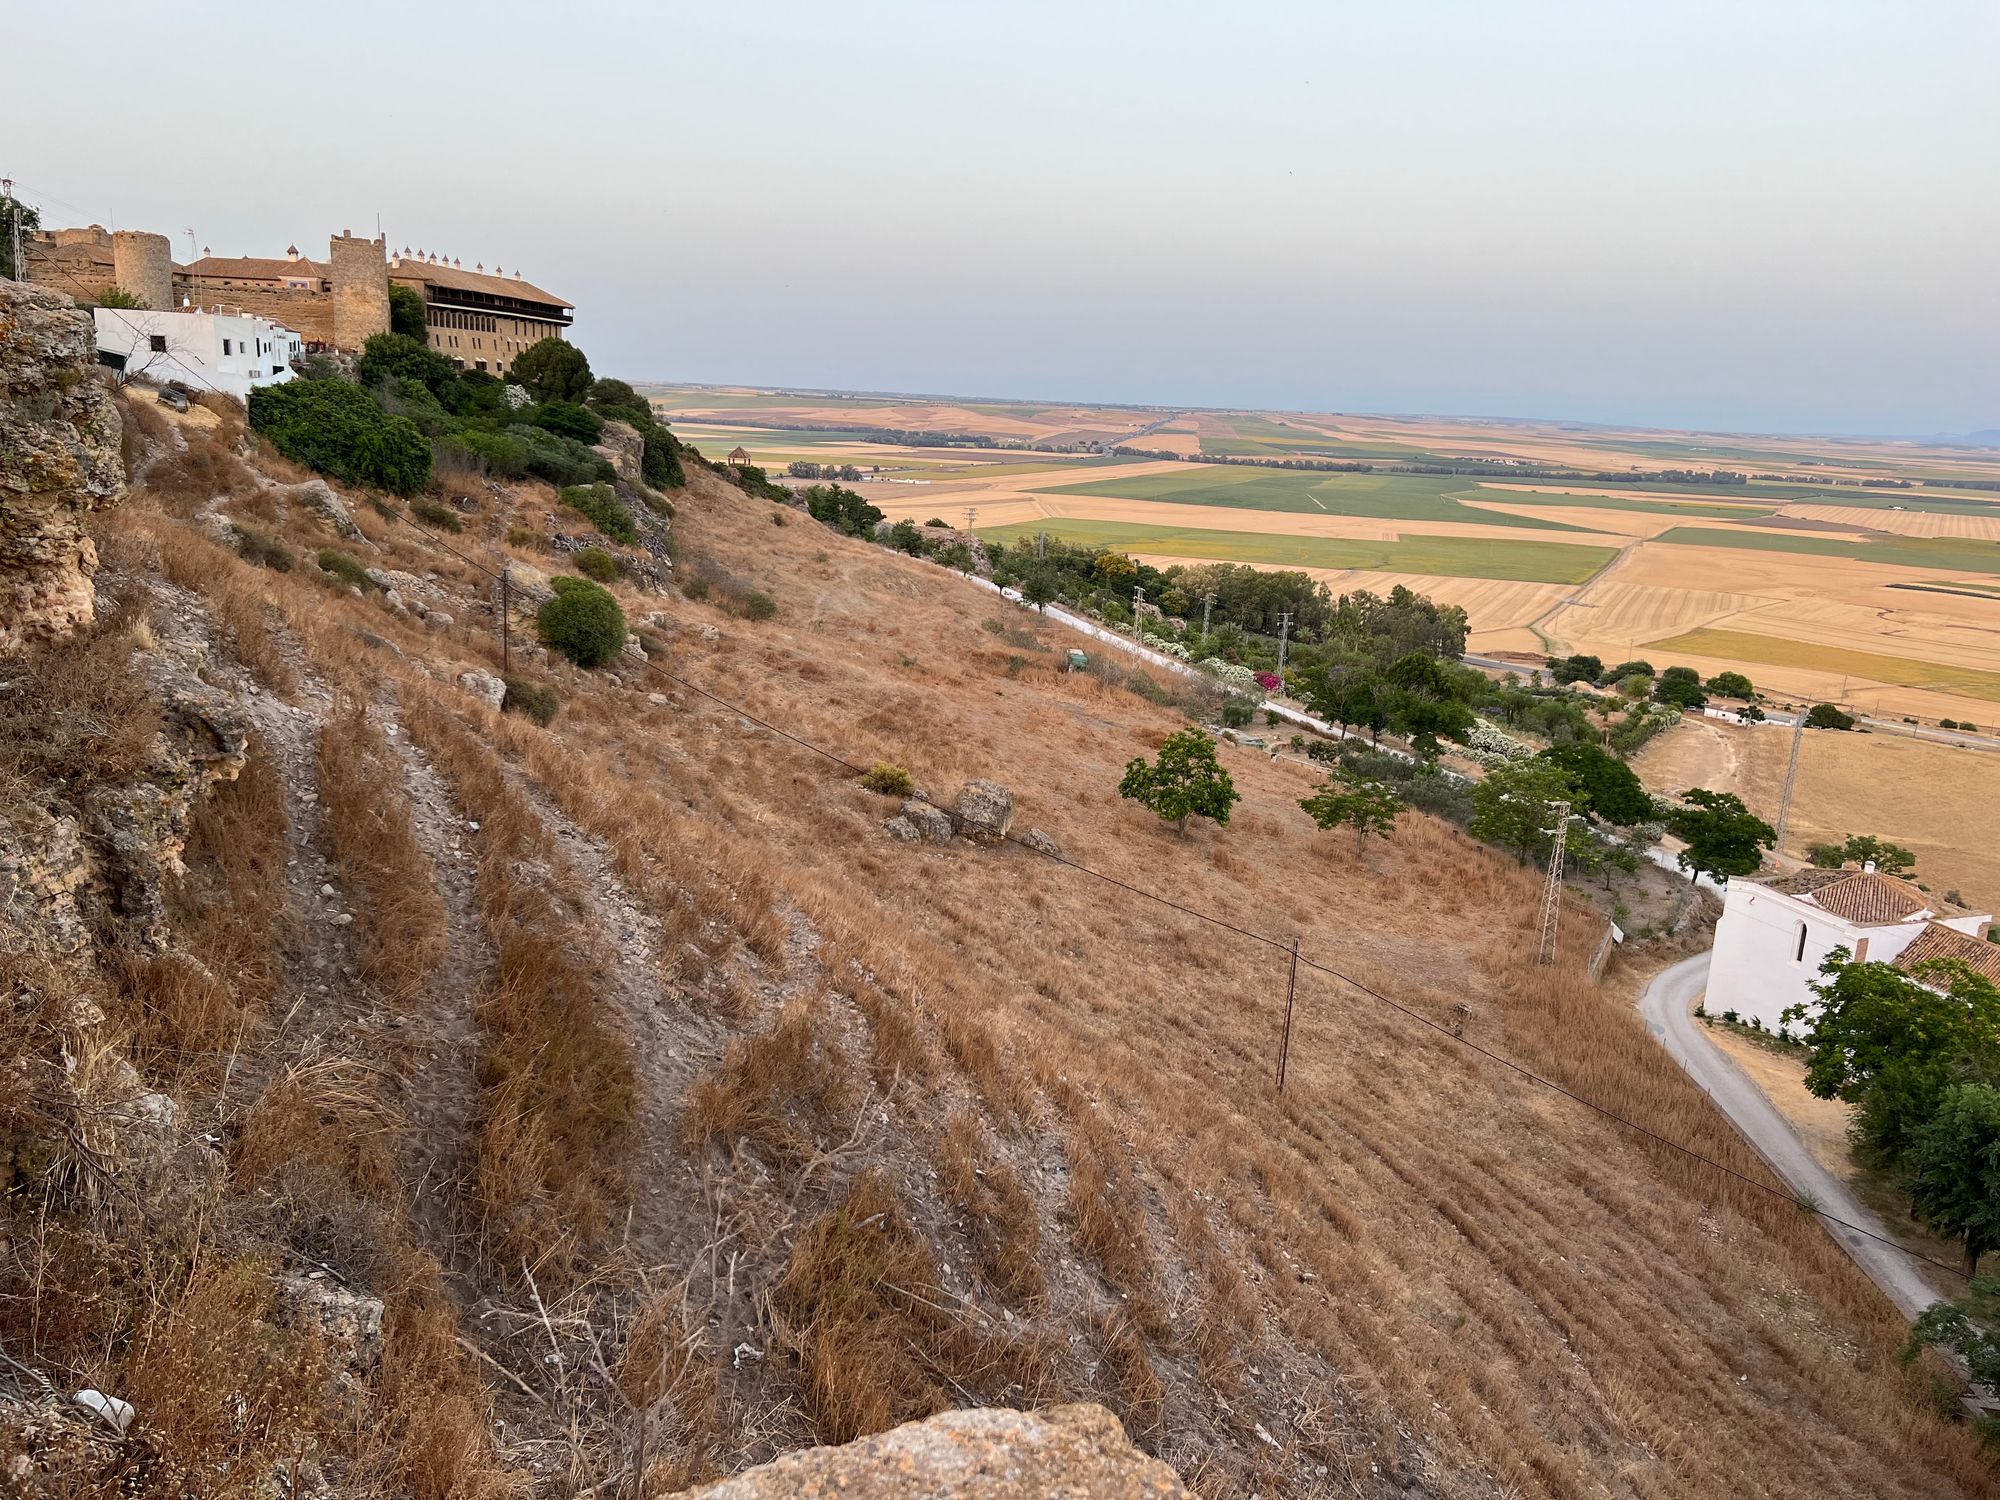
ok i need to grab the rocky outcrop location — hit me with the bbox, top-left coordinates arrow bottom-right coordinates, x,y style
950,780 -> 1014,845
0,807 -> 91,958
457,668 -> 506,709
668,1405 -> 1186,1498
0,282 -> 125,654
593,419 -> 648,489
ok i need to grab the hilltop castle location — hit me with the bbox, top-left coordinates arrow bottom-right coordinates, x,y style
22,226 -> 572,376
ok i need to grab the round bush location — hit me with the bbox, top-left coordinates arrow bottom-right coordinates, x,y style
537,577 -> 626,668
573,547 -> 619,583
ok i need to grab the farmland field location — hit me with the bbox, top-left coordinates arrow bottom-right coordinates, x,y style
977,516 -> 1617,582
645,383 -> 2000,721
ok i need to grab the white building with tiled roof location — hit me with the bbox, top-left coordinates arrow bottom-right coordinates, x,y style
1707,867 -> 1994,1030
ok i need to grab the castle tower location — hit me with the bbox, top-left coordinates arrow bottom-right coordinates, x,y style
111,230 -> 174,311
53,225 -> 111,248
328,230 -> 390,351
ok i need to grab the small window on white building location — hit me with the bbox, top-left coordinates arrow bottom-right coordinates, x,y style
1793,921 -> 1808,963
149,334 -> 167,352
222,338 -> 232,356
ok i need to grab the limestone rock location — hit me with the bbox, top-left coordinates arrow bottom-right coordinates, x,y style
292,478 -> 356,538
666,1404 -> 1186,1498
457,669 -> 506,709
949,780 -> 1014,844
882,815 -> 920,843
279,1275 -> 384,1375
0,282 -> 125,654
1020,827 -> 1062,859
593,419 -> 647,488
0,807 -> 91,958
900,799 -> 954,843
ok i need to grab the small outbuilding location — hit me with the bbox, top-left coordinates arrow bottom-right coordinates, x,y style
726,445 -> 751,469
93,307 -> 301,401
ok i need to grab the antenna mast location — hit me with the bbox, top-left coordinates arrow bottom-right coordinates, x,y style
1535,800 -> 1572,966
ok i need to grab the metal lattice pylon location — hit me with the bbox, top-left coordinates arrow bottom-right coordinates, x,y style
1535,800 -> 1572,966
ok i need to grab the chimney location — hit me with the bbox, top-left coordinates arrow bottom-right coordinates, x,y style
1862,860 -> 1877,873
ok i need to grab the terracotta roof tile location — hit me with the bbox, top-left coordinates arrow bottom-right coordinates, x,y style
393,260 -> 570,311
186,256 -> 328,282
1798,871 -> 1933,926
1895,923 -> 2000,987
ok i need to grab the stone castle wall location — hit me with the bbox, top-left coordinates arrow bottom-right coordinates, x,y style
111,231 -> 174,312
328,232 -> 389,351
184,282 -> 337,345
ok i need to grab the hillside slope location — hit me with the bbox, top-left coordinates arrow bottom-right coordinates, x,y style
2,370 -> 1988,1498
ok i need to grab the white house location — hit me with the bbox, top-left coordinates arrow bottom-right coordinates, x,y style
93,307 -> 302,402
1707,867 -> 1996,1031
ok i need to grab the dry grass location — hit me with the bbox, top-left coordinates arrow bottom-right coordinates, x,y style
400,694 -> 635,1281
681,997 -> 857,1174
0,593 -> 158,803
317,702 -> 448,1003
935,1109 -> 1044,1307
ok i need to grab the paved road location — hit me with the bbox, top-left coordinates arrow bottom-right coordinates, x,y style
1639,952 -> 1943,1319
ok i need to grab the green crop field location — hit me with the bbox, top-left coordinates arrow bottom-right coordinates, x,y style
1649,629 -> 2000,704
976,517 -> 1616,583
1779,490 -> 2000,517
1651,526 -> 2000,574
1042,468 -> 1598,532
1458,488 -> 1775,519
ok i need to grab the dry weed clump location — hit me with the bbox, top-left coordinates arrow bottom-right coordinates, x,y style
0,594 -> 158,802
935,1110 -> 1044,1307
400,693 -> 635,1279
317,702 -> 447,1003
681,998 -> 857,1173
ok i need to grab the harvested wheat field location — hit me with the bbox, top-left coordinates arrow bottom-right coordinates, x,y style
1632,715 -> 2000,916
11,391 -> 1993,1498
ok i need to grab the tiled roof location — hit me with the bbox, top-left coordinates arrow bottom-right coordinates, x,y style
1895,923 -> 2000,987
186,256 -> 328,282
393,260 -> 570,310
1794,871 -> 1933,926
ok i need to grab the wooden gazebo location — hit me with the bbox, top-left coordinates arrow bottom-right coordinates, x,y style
726,446 -> 751,469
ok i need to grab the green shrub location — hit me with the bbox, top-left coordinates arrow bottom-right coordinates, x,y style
573,547 -> 619,582
317,549 -> 377,591
738,590 -> 777,621
1806,702 -> 1856,731
410,496 -> 463,532
1219,699 -> 1253,728
515,426 -> 613,487
501,675 -> 560,725
233,526 -> 293,572
537,576 -> 626,668
682,577 -> 710,602
387,283 -> 429,340
506,525 -> 541,549
358,332 -> 456,398
249,379 -> 432,496
640,425 -> 686,489
437,429 -> 529,478
559,482 -> 637,544
860,762 -> 915,797
511,338 -> 593,404
531,400 -> 604,443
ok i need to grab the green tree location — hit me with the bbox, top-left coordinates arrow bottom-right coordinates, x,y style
1654,665 -> 1707,710
1093,550 -> 1137,584
1602,659 -> 1654,684
586,377 -> 653,426
1806,841 -> 1848,869
1840,834 -> 1915,875
1538,741 -> 1655,825
1707,670 -> 1755,699
1550,653 -> 1603,685
531,400 -> 605,443
358,331 -> 456,397
537,576 -> 626,668
1901,1279 -> 2000,1391
1786,954 -> 2000,1167
247,378 -> 431,496
1664,788 -> 1774,884
1910,1083 -> 2000,1275
1471,758 -> 1577,865
511,337 -> 593,403
387,282 -> 429,339
1021,569 -> 1058,613
1806,702 -> 1856,730
1299,778 -> 1401,852
97,284 -> 147,309
1119,728 -> 1240,833
1392,692 -> 1474,758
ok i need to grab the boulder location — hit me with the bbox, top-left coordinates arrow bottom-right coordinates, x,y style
292,478 -> 357,538
279,1274 -> 384,1375
949,780 -> 1014,844
1020,827 -> 1063,859
899,800 -> 954,843
0,282 -> 125,654
882,815 -> 920,843
457,669 -> 506,709
665,1404 -> 1186,1498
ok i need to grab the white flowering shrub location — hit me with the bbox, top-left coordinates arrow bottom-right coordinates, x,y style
1141,632 -> 1191,660
1199,657 -> 1259,687
1468,721 -> 1534,765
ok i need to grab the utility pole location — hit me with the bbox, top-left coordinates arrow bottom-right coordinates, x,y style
963,506 -> 978,532
1774,709 -> 1806,855
1,178 -> 21,283
1036,530 -> 1046,562
1131,585 -> 1145,632
1276,611 -> 1293,680
1201,591 -> 1216,640
1535,800 -> 1572,966
1276,937 -> 1301,1092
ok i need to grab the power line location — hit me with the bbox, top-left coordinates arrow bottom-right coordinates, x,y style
356,499 -> 1972,1286
54,228 -> 1965,1291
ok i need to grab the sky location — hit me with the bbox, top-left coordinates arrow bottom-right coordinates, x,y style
7,1 -> 1997,435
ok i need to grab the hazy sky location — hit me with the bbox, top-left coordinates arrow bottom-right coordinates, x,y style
9,1 -> 1996,434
